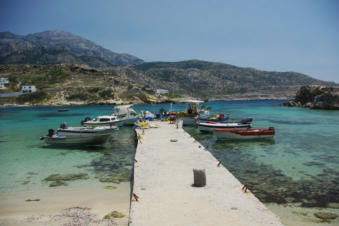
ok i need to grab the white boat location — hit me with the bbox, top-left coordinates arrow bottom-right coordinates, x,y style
40,123 -> 117,146
115,105 -> 139,125
198,118 -> 252,132
214,127 -> 275,140
82,105 -> 138,127
177,100 -> 209,126
57,125 -> 118,136
42,134 -> 112,145
82,115 -> 124,127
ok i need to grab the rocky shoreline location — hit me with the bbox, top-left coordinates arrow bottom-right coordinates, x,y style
284,85 -> 339,110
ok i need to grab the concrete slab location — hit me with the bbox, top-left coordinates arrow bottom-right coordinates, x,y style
129,121 -> 283,226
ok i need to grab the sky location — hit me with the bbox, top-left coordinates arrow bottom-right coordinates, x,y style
0,0 -> 338,82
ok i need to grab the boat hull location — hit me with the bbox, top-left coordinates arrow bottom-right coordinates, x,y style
44,134 -> 111,146
180,117 -> 197,126
214,128 -> 275,140
198,122 -> 251,132
121,117 -> 139,126
83,121 -> 124,127
57,126 -> 117,136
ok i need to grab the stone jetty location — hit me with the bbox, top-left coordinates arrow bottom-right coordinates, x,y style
129,121 -> 283,226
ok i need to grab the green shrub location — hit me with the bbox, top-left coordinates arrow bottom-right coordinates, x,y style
16,91 -> 48,104
66,92 -> 89,101
99,89 -> 113,99
88,87 -> 100,93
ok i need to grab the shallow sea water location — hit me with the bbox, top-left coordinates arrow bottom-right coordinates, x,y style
0,100 -> 338,209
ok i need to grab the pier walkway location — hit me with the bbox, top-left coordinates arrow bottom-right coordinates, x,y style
129,121 -> 283,226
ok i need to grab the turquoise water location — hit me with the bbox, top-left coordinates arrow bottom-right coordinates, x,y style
0,101 -> 338,208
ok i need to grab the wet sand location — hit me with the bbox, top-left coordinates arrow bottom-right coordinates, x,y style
0,182 -> 130,226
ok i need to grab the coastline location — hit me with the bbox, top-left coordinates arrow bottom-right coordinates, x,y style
0,96 -> 292,107
0,182 -> 131,226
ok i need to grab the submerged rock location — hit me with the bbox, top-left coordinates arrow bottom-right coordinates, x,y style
99,177 -> 120,183
49,180 -> 68,187
103,211 -> 125,220
104,185 -> 117,190
314,212 -> 338,220
44,173 -> 89,181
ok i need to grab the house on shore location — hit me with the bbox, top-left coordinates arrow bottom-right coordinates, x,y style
155,88 -> 169,95
0,78 -> 9,90
21,85 -> 37,93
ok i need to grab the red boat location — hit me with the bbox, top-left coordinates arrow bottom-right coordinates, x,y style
214,127 -> 275,140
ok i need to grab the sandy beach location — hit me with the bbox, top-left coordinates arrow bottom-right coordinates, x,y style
0,182 -> 130,226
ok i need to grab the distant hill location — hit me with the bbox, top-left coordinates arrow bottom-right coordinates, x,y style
0,30 -> 143,67
126,60 -> 336,99
0,30 -> 336,102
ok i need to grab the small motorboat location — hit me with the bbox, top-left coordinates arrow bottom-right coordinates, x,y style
82,115 -> 124,127
82,105 -> 138,127
40,122 -> 117,146
214,127 -> 275,140
198,118 -> 252,132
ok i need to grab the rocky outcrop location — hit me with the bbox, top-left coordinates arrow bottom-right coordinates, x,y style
284,86 -> 339,110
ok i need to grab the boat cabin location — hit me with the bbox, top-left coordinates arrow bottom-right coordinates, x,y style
184,100 -> 203,115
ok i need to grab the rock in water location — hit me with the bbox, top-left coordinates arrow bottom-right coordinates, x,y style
284,86 -> 339,110
314,212 -> 338,220
103,211 -> 125,220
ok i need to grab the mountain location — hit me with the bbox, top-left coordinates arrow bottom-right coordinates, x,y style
0,30 -> 337,104
0,30 -> 143,67
118,60 -> 335,99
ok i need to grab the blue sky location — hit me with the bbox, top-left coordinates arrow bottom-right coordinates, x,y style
0,0 -> 338,82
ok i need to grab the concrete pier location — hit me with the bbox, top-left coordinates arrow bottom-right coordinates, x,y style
129,121 -> 283,226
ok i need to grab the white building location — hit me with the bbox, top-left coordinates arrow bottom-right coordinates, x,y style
0,78 -> 9,90
0,78 -> 9,84
155,88 -> 169,95
21,85 -> 37,93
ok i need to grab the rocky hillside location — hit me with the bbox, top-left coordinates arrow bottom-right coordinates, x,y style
0,64 -> 164,106
284,86 -> 339,110
0,30 -> 337,104
0,30 -> 143,67
118,60 -> 335,100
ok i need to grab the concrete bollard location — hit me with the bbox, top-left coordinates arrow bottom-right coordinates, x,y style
193,169 -> 206,187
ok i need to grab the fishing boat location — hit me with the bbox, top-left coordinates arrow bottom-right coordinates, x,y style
40,123 -> 117,145
198,118 -> 252,132
214,127 -> 275,140
177,100 -> 209,126
200,113 -> 229,122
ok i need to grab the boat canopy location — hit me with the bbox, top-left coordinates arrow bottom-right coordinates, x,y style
114,105 -> 136,116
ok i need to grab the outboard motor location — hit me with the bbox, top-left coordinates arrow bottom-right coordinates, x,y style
240,118 -> 253,124
81,116 -> 91,125
268,127 -> 275,130
48,129 -> 55,137
60,122 -> 68,129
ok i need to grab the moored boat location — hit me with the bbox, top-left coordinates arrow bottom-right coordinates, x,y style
82,105 -> 138,126
82,115 -> 124,127
40,123 -> 117,146
41,134 -> 112,145
198,118 -> 252,132
213,127 -> 275,140
177,100 -> 209,126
